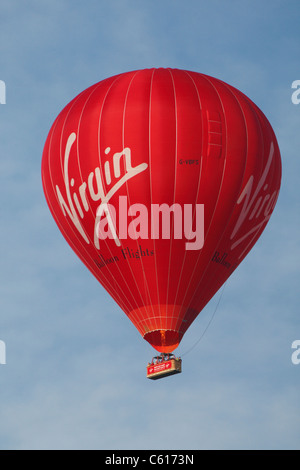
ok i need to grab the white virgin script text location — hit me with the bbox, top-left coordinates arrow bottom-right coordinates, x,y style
56,132 -> 148,245
230,142 -> 280,258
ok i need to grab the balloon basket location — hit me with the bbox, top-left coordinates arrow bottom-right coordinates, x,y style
146,353 -> 182,380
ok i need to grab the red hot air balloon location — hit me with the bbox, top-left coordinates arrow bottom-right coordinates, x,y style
41,68 -> 281,359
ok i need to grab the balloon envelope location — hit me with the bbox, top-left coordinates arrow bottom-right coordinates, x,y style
41,68 -> 281,352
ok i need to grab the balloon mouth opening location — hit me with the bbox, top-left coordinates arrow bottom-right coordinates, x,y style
144,329 -> 181,353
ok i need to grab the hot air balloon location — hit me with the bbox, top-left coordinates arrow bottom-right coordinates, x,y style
41,68 -> 281,378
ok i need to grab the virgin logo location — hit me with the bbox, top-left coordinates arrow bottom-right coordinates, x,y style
230,142 -> 280,259
56,132 -> 148,247
55,132 -> 205,251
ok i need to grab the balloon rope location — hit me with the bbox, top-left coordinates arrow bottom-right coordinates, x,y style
181,282 -> 227,357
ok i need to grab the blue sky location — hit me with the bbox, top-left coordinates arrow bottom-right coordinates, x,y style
0,0 -> 299,450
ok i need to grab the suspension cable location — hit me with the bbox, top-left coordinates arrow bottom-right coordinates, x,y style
181,283 -> 227,357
